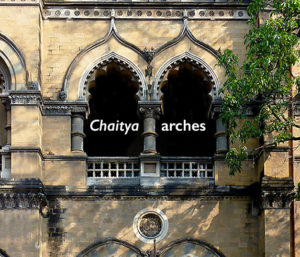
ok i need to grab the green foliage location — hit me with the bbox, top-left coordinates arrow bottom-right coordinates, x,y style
217,0 -> 300,175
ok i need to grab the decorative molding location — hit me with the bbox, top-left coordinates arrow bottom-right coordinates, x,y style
43,105 -> 72,115
9,92 -> 42,105
63,17 -> 147,100
138,101 -> 162,119
133,208 -> 168,243
43,101 -> 88,115
153,51 -> 220,100
43,8 -> 249,20
0,0 -> 39,5
79,51 -> 147,100
0,33 -> 27,90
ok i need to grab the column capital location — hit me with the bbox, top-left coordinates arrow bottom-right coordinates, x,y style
138,101 -> 162,119
260,176 -> 295,209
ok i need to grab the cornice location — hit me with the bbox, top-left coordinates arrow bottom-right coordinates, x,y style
42,7 -> 249,20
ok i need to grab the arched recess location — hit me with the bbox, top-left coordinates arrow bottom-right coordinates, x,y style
0,33 -> 27,91
79,51 -> 146,101
155,52 -> 218,156
153,51 -> 221,101
76,238 -> 144,257
84,60 -> 143,156
159,238 -> 226,257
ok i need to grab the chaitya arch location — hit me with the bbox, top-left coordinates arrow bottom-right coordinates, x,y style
0,33 -> 27,91
152,51 -> 221,101
78,51 -> 147,101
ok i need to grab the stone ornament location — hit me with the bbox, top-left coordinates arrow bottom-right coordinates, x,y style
9,94 -> 42,105
133,208 -> 168,243
139,213 -> 162,238
43,8 -> 249,20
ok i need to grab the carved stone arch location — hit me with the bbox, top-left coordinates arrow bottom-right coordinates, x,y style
152,51 -> 221,101
79,51 -> 147,101
159,238 -> 226,257
0,33 -> 27,91
76,238 -> 144,257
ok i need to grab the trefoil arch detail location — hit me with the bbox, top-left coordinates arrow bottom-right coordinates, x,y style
79,51 -> 147,100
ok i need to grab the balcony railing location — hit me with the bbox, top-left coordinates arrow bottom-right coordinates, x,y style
87,156 -> 213,182
160,157 -> 214,179
87,157 -> 140,179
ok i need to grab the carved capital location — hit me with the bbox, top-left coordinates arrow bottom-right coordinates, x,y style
260,176 -> 295,209
0,192 -> 47,210
138,101 -> 162,119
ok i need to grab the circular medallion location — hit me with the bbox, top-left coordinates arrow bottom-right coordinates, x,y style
133,208 -> 168,243
139,213 -> 162,237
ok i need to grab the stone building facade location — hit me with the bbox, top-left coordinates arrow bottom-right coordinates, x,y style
0,0 -> 299,256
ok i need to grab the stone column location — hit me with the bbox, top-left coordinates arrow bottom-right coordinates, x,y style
71,113 -> 85,152
211,98 -> 228,153
138,101 -> 162,187
138,101 -> 161,155
215,118 -> 228,153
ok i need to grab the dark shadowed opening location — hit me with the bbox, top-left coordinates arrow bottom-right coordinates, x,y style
157,62 -> 216,156
84,62 -> 142,156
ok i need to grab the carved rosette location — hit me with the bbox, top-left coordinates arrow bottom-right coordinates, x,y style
139,101 -> 162,119
260,176 -> 295,209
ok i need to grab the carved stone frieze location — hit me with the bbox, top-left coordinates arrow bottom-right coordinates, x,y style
260,176 -> 295,209
0,192 -> 47,210
138,101 -> 162,119
9,93 -> 42,105
43,8 -> 249,20
43,102 -> 88,116
261,191 -> 295,209
43,105 -> 72,115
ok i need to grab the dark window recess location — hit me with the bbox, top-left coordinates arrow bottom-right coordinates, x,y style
84,62 -> 143,156
157,62 -> 216,156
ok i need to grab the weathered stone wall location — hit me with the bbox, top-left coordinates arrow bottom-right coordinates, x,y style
0,209 -> 40,257
40,198 -> 258,257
